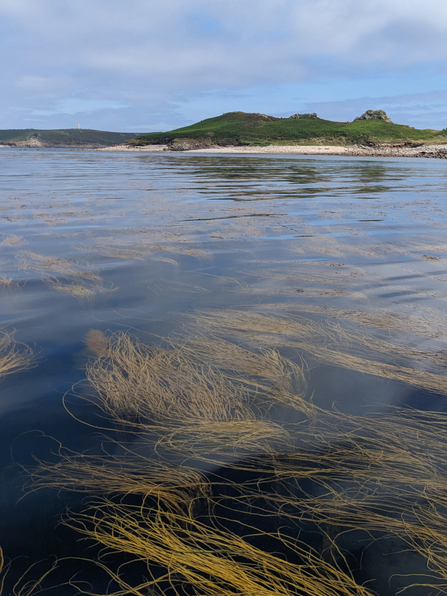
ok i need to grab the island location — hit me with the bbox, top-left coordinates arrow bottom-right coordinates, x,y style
0,128 -> 141,148
118,110 -> 447,159
2,111 -> 447,158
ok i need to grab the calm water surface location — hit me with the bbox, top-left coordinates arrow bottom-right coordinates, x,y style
1,148 -> 447,595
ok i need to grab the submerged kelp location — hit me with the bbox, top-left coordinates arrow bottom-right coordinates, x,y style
0,335 -> 37,595
22,324 -> 447,596
0,556 -> 60,596
64,499 -> 375,596
73,332 -> 299,457
0,277 -> 20,291
17,251 -> 114,300
194,308 -> 447,395
77,238 -> 213,261
28,331 -> 373,596
0,234 -> 26,247
0,329 -> 32,378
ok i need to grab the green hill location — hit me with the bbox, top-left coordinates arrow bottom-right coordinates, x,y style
130,111 -> 447,148
0,129 -> 140,148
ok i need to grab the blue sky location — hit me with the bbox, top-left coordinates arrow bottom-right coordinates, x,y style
1,0 -> 446,132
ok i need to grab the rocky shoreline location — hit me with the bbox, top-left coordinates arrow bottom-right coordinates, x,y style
0,142 -> 118,149
98,142 -> 447,159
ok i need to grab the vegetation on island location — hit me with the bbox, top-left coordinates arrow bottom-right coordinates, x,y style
0,128 -> 140,148
1,111 -> 446,150
130,111 -> 447,148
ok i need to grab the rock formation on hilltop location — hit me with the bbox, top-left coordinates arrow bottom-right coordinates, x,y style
289,113 -> 318,119
354,110 -> 392,123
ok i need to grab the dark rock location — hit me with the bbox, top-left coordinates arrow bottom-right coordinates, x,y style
354,110 -> 392,123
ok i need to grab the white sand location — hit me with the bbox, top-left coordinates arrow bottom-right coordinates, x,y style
99,143 -> 447,159
99,144 -> 167,152
99,144 -> 354,154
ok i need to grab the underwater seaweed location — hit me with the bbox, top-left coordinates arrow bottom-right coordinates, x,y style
0,277 -> 20,291
63,497 -> 376,596
0,234 -> 26,246
0,330 -> 32,378
17,251 -> 113,301
22,323 -> 447,596
78,332 -> 295,458
194,309 -> 447,395
0,548 -> 61,596
84,330 -> 110,358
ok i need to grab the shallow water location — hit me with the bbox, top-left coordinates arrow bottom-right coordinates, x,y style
1,148 -> 447,595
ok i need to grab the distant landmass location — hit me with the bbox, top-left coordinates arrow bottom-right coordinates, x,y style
2,111 -> 446,151
130,110 -> 447,150
0,128 -> 141,148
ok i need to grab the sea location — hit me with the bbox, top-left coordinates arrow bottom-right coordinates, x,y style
1,148 -> 447,595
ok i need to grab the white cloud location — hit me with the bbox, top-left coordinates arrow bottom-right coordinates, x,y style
3,0 -> 447,82
303,90 -> 447,128
55,98 -> 129,115
15,75 -> 72,92
1,0 -> 447,129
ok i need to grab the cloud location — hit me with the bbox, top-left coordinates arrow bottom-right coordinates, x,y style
3,0 -> 447,85
54,98 -> 129,115
302,90 -> 447,128
1,0 -> 447,129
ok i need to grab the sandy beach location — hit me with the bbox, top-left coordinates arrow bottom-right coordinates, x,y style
99,143 -> 447,159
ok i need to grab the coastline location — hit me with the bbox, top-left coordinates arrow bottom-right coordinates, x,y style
99,143 -> 447,159
2,142 -> 446,158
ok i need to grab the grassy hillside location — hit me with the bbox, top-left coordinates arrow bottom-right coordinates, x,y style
0,129 -> 140,147
131,112 -> 447,147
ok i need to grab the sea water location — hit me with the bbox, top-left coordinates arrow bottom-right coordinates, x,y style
1,148 -> 447,595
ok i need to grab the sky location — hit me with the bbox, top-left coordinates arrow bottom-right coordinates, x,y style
1,0 -> 447,132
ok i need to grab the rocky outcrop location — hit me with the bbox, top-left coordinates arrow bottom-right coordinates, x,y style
167,138 -> 216,151
256,113 -> 278,121
289,113 -> 318,119
3,136 -> 44,148
345,144 -> 447,159
354,110 -> 392,123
